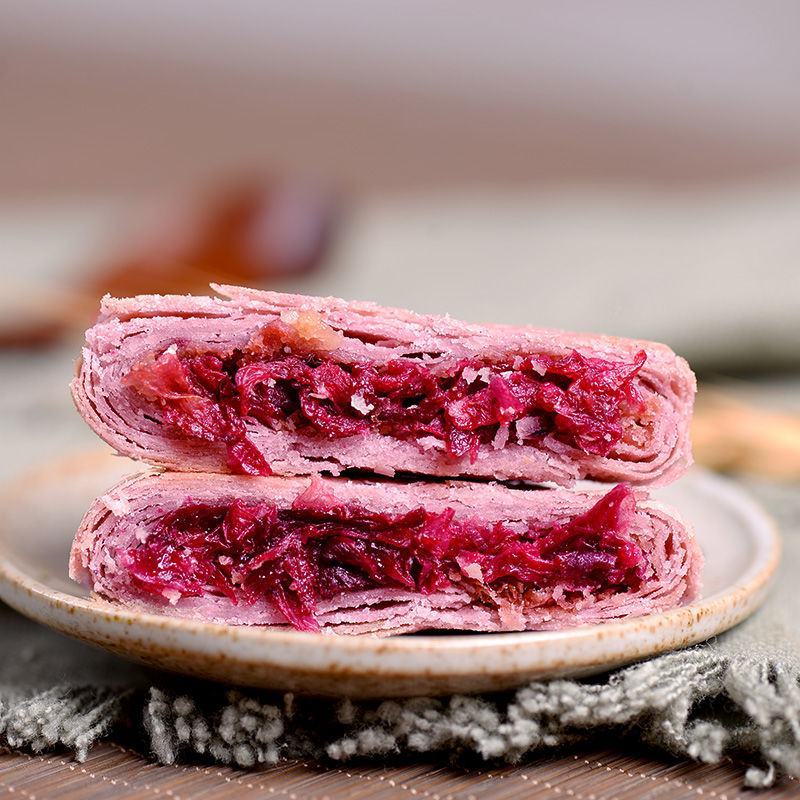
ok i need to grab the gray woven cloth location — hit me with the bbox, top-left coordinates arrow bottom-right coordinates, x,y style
0,480 -> 798,789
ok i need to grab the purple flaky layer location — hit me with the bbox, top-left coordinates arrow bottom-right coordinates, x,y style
72,285 -> 695,485
70,472 -> 702,636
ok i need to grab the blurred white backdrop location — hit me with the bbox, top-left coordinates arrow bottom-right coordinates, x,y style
0,1 -> 799,374
2,1 -> 800,194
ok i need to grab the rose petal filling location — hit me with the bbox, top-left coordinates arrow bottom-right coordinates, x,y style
123,483 -> 647,632
124,339 -> 647,477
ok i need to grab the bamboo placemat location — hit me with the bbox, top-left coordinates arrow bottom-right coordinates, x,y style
2,744 -> 798,800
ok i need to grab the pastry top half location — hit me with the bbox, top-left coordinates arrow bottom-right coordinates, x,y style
72,284 -> 695,485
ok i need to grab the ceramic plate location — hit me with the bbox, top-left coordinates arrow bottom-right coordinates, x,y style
0,451 -> 780,697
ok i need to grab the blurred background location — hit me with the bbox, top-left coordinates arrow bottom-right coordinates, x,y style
2,0 -> 800,480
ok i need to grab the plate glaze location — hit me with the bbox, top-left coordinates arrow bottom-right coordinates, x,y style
0,451 -> 780,697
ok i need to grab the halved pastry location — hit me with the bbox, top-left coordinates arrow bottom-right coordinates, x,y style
70,473 -> 701,635
72,285 -> 695,486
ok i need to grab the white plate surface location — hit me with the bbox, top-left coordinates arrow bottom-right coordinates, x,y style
0,451 -> 780,697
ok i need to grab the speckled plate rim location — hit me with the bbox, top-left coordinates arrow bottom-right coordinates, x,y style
0,452 -> 782,696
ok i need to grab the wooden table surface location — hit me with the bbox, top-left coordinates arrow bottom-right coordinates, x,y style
1,743 -> 797,800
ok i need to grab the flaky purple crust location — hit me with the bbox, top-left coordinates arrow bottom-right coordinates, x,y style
72,285 -> 695,485
70,472 -> 702,636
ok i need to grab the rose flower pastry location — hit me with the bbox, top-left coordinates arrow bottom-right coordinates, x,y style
70,473 -> 701,634
72,285 -> 695,486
